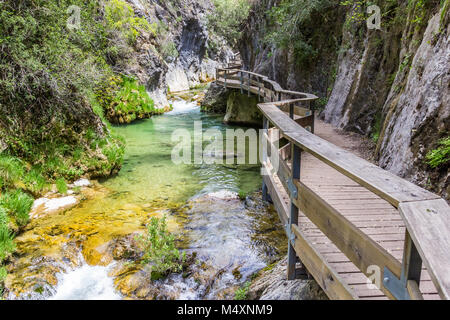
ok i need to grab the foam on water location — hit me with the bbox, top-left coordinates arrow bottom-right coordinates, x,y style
167,99 -> 199,115
49,264 -> 121,300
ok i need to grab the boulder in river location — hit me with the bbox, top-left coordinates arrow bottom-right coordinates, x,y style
247,256 -> 328,300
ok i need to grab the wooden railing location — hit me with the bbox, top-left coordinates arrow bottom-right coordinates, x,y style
216,60 -> 450,300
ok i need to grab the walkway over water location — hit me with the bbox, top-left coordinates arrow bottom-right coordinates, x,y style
215,55 -> 450,300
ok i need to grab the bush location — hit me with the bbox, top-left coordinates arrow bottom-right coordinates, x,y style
0,207 -> 15,263
96,75 -> 159,124
0,190 -> 34,227
234,281 -> 251,300
105,0 -> 157,44
265,0 -> 334,67
0,154 -> 25,190
426,137 -> 450,169
136,215 -> 185,279
56,178 -> 68,194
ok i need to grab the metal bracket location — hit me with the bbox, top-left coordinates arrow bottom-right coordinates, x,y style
383,267 -> 411,300
287,178 -> 298,199
285,223 -> 296,247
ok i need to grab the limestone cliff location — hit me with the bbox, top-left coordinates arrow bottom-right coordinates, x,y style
124,0 -> 233,107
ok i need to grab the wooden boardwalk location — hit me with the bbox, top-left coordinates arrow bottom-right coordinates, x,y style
216,56 -> 450,300
280,121 -> 439,299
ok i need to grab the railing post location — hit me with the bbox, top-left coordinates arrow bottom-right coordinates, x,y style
310,100 -> 315,134
287,144 -> 301,280
258,78 -> 261,101
289,103 -> 294,119
224,70 -> 227,87
240,71 -> 243,94
383,231 -> 423,300
262,116 -> 269,202
248,73 -> 251,97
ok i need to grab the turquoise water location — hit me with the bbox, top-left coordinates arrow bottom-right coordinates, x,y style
103,99 -> 262,206
23,98 -> 285,300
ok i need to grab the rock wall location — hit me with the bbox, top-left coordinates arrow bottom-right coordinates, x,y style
125,0 -> 234,108
201,84 -> 263,127
239,0 -> 449,198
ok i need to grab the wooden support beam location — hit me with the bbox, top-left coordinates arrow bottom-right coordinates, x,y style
287,144 -> 301,280
293,180 -> 401,299
291,225 -> 358,300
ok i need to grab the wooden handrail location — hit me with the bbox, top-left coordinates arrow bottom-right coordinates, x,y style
216,62 -> 450,300
257,103 -> 450,299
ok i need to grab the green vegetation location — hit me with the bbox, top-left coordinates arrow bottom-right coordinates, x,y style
105,0 -> 157,44
95,75 -> 162,124
136,215 -> 186,280
0,190 -> 33,227
0,207 -> 15,262
208,0 -> 251,47
55,178 -> 68,195
265,0 -> 335,67
238,190 -> 247,200
234,281 -> 251,300
370,113 -> 382,143
426,137 -> 450,168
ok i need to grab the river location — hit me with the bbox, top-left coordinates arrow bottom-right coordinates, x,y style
6,96 -> 286,300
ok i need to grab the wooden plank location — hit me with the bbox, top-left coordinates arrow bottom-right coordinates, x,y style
399,199 -> 450,300
295,114 -> 314,129
257,104 -> 440,207
291,224 -> 358,300
294,180 -> 401,299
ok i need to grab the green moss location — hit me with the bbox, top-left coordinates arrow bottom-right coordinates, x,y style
370,113 -> 382,143
426,137 -> 450,168
95,75 -> 159,124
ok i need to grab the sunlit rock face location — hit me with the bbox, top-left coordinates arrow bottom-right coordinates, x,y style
123,0 -> 233,108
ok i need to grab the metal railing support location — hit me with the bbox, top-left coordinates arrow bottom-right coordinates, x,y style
383,231 -> 423,300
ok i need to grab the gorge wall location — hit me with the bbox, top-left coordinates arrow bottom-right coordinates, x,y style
239,0 -> 449,198
124,0 -> 233,107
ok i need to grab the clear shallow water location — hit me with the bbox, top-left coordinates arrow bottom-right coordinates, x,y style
101,99 -> 261,204
45,98 -> 283,300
